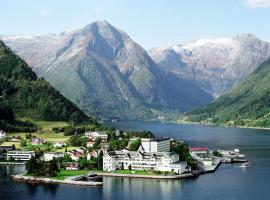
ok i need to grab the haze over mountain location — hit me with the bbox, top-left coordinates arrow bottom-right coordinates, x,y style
1,21 -> 212,120
149,34 -> 270,97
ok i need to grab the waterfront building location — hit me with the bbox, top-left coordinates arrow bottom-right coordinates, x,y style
0,130 -> 6,139
218,149 -> 245,159
103,150 -> 188,174
139,138 -> 171,152
189,147 -> 209,155
0,146 -> 15,151
44,152 -> 65,161
7,151 -> 35,161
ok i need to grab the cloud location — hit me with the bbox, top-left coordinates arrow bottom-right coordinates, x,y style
246,0 -> 270,8
40,10 -> 49,16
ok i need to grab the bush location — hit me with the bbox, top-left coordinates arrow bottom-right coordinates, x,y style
64,126 -> 76,136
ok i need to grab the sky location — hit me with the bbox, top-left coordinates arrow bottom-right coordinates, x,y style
1,0 -> 270,48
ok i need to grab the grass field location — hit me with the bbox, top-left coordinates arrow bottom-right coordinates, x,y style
52,170 -> 91,180
3,119 -> 93,151
20,118 -> 69,132
0,141 -> 20,148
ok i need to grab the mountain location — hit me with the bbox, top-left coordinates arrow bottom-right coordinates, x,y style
149,34 -> 270,97
0,40 -> 91,131
182,59 -> 270,128
1,20 -> 212,120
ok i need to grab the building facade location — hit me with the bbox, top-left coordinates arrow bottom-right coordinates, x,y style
53,142 -> 66,148
7,151 -> 35,161
140,138 -> 171,152
85,131 -> 108,142
44,152 -> 65,161
0,130 -> 6,139
103,150 -> 188,174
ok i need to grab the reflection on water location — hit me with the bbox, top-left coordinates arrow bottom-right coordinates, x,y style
103,177 -> 184,200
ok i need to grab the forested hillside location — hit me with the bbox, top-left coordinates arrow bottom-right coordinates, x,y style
0,41 -> 91,131
183,59 -> 270,127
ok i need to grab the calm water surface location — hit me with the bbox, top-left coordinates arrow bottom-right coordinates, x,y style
1,121 -> 270,200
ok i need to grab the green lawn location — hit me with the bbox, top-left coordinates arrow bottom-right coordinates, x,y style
52,170 -> 91,180
0,141 -> 20,148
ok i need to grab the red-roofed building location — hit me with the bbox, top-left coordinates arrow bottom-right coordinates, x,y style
189,147 -> 209,154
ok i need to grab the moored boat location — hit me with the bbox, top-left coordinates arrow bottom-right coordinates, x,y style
239,161 -> 252,168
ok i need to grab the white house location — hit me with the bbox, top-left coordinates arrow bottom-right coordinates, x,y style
44,152 -> 65,162
32,138 -> 45,145
53,142 -> 66,148
0,130 -> 6,139
103,150 -> 188,174
139,138 -> 171,153
87,150 -> 98,160
85,131 -> 108,142
66,163 -> 79,171
7,151 -> 35,161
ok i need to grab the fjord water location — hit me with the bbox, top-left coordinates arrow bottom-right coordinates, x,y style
1,121 -> 270,200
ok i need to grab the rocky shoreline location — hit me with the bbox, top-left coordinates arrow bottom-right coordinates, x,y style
10,174 -> 103,187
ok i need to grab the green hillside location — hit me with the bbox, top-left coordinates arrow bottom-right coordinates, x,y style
0,41 -> 91,131
183,59 -> 270,128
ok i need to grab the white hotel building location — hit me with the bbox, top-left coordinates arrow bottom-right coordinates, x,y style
103,150 -> 188,174
140,138 -> 171,152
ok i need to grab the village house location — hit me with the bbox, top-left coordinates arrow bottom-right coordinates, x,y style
87,150 -> 98,160
0,130 -> 6,139
66,162 -> 79,171
85,131 -> 108,142
87,139 -> 95,148
53,142 -> 66,148
44,152 -> 65,162
68,150 -> 83,161
103,150 -> 189,174
32,138 -> 45,145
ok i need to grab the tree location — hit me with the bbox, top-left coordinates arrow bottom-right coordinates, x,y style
93,137 -> 102,149
129,139 -> 141,151
64,126 -> 76,136
48,158 -> 60,177
25,157 -> 38,174
20,139 -> 27,147
97,151 -> 103,170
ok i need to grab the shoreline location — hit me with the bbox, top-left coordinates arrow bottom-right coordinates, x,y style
177,120 -> 270,131
10,174 -> 103,187
95,172 -> 197,179
10,172 -> 198,187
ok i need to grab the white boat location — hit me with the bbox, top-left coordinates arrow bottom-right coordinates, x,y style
239,161 -> 252,168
